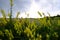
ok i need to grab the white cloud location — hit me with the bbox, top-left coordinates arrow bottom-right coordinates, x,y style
19,0 -> 60,18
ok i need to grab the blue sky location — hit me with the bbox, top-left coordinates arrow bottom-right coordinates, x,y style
0,0 -> 60,18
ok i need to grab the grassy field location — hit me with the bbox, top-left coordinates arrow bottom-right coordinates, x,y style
0,16 -> 60,40
0,0 -> 60,40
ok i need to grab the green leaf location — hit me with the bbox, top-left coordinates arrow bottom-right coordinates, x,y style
38,11 -> 42,17
16,12 -> 20,18
10,0 -> 13,6
1,9 -> 6,18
